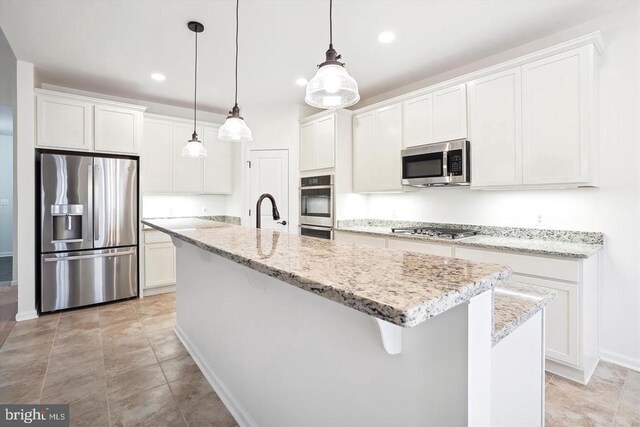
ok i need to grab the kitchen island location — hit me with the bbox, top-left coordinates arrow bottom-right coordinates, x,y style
143,218 -> 550,427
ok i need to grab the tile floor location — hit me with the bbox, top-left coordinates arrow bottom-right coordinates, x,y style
0,293 -> 237,426
0,291 -> 638,426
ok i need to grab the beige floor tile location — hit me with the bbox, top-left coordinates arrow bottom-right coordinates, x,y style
613,398 -> 640,426
99,303 -> 139,326
0,340 -> 53,376
160,354 -> 201,383
625,370 -> 640,392
0,358 -> 48,387
58,310 -> 100,333
0,380 -> 43,404
169,374 -> 238,427
69,400 -> 110,427
151,336 -> 188,362
546,377 -> 617,426
41,370 -> 107,407
106,361 -> 167,403
140,312 -> 176,332
109,383 -> 186,426
0,327 -> 56,351
103,345 -> 158,376
101,319 -> 145,340
102,330 -> 151,355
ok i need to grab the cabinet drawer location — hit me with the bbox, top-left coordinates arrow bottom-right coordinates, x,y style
510,274 -> 579,366
387,238 -> 452,257
454,247 -> 579,282
144,230 -> 172,244
334,231 -> 386,248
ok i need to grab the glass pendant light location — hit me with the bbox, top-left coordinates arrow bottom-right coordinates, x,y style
219,0 -> 253,142
182,21 -> 208,157
305,0 -> 360,109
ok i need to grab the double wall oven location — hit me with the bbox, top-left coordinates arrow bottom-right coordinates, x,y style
300,175 -> 334,239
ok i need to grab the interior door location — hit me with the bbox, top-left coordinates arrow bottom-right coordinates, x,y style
249,150 -> 289,232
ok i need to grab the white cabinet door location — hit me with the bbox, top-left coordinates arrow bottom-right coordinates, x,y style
144,242 -> 176,288
316,115 -> 335,169
299,122 -> 318,172
202,125 -> 232,194
172,123 -> 203,193
94,104 -> 142,154
511,274 -> 579,366
522,46 -> 592,185
375,104 -> 403,191
403,94 -> 434,148
352,112 -> 376,193
387,238 -> 453,257
36,94 -> 93,150
468,68 -> 522,187
142,118 -> 173,193
433,83 -> 467,142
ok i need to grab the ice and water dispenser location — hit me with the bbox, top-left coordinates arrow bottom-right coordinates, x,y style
51,204 -> 84,243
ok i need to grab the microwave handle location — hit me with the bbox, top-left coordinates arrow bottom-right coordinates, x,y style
442,151 -> 448,177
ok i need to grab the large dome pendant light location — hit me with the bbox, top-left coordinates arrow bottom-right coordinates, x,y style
219,0 -> 253,142
182,21 -> 208,157
305,0 -> 360,109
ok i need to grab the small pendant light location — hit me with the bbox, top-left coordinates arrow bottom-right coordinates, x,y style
182,21 -> 208,157
305,0 -> 360,109
218,0 -> 253,142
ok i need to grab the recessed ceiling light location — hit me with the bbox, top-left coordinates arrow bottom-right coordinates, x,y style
378,31 -> 395,44
295,78 -> 308,86
151,73 -> 166,81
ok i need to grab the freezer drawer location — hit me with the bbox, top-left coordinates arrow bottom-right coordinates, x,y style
41,247 -> 138,312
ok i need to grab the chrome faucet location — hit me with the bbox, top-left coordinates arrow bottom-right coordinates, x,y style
256,193 -> 285,228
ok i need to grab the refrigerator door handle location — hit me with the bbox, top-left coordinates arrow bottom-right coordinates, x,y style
43,250 -> 135,262
93,163 -> 100,242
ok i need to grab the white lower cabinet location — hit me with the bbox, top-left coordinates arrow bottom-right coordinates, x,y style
144,231 -> 176,289
334,231 -> 599,384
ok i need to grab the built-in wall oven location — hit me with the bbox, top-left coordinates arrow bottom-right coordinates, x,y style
401,139 -> 470,187
300,175 -> 334,239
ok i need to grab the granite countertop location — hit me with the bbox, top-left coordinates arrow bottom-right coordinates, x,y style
492,281 -> 557,346
336,222 -> 603,259
143,218 -> 512,328
142,215 -> 240,230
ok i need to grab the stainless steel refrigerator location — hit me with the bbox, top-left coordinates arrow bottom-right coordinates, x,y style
38,152 -> 138,312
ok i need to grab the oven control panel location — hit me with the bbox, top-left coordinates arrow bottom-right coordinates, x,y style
447,150 -> 464,176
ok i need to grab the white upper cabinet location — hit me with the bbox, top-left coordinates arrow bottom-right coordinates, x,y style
300,114 -> 335,171
352,111 -> 376,193
94,104 -> 143,154
468,67 -> 523,187
432,83 -> 467,142
203,125 -> 232,194
522,45 -> 596,185
36,93 -> 93,150
402,94 -> 434,148
353,104 -> 403,193
172,122 -> 204,194
375,104 -> 403,192
35,89 -> 145,154
142,118 -> 173,193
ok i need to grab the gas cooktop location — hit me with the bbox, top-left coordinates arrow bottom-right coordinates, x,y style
390,226 -> 477,240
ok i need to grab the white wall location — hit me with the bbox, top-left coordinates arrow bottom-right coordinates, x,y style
347,5 -> 640,370
142,194 -> 229,218
15,60 -> 35,320
230,103 -> 315,233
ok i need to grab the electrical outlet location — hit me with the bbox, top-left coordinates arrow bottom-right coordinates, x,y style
0,199 -> 8,206
202,207 -> 208,213
536,215 -> 544,226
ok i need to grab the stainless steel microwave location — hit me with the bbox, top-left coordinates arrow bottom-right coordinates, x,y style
401,139 -> 470,187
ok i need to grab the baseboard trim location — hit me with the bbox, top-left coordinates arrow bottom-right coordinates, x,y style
600,350 -> 640,372
174,324 -> 257,427
142,284 -> 175,297
15,310 -> 38,322
11,280 -> 17,287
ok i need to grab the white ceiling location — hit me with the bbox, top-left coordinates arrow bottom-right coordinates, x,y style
0,0 -> 630,114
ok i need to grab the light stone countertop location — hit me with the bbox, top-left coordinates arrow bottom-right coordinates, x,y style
336,225 -> 603,259
492,281 -> 557,346
143,218 -> 512,328
142,215 -> 241,231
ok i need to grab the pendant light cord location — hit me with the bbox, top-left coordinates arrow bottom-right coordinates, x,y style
193,30 -> 198,133
234,0 -> 239,107
329,0 -> 333,47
